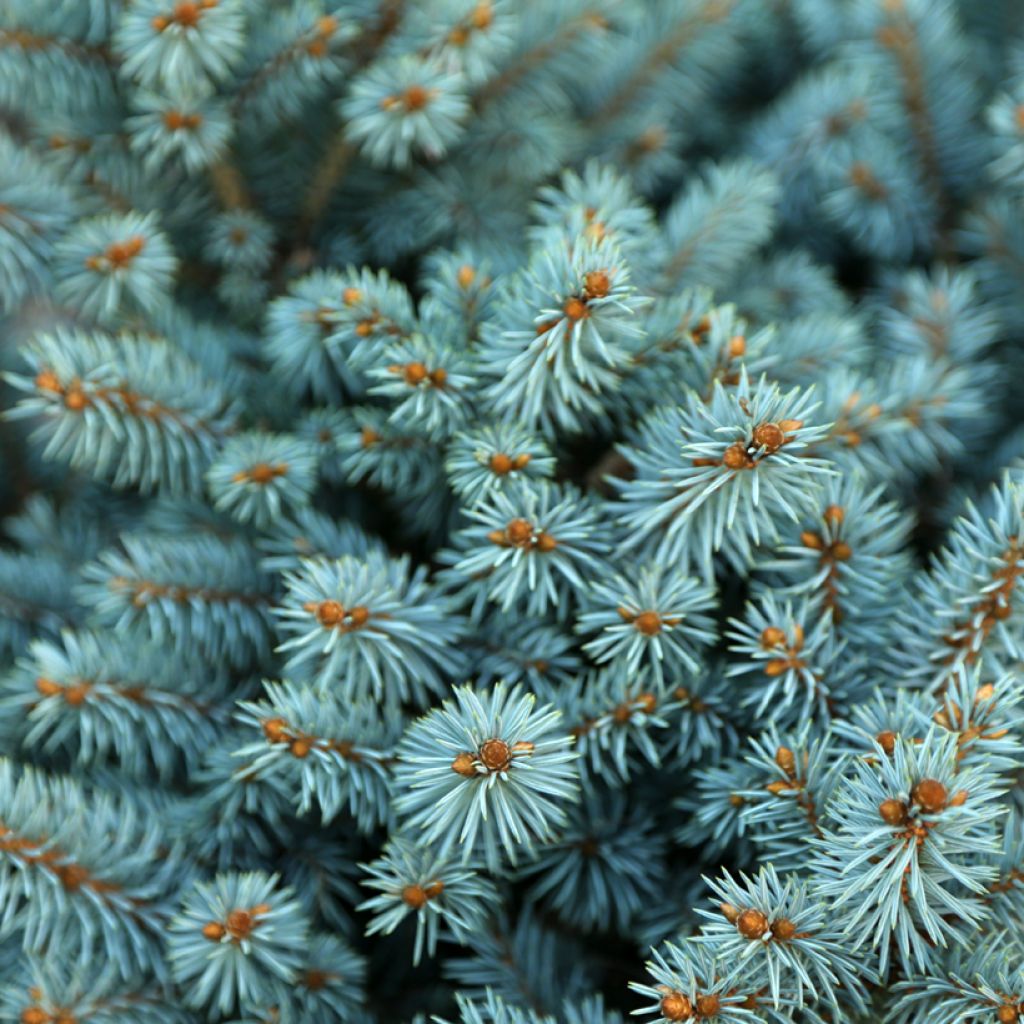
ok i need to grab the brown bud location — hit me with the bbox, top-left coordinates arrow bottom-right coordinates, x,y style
479,738 -> 512,772
719,902 -> 740,923
875,730 -> 897,755
402,84 -> 430,110
878,798 -> 907,825
801,531 -> 824,550
771,918 -> 797,941
912,778 -> 948,813
506,519 -> 534,547
584,270 -> 611,299
401,361 -> 429,386
633,611 -> 662,636
457,264 -> 476,288
35,677 -> 62,698
451,752 -> 477,777
402,884 -> 429,909
164,110 -> 202,132
761,626 -> 786,648
613,702 -> 633,724
695,994 -> 721,1017
202,921 -> 226,942
626,692 -> 651,716
21,1009 -> 49,1024
722,443 -> 748,470
949,789 -> 969,807
659,992 -> 693,1021
534,532 -> 558,553
996,1005 -> 1019,1024
262,718 -> 291,744
226,909 -> 254,940
347,606 -> 370,628
823,504 -> 845,525
471,1 -> 493,28
753,422 -> 785,452
95,236 -> 144,268
248,462 -> 280,485
728,335 -> 746,358
736,907 -> 769,939
314,600 -> 345,627
564,296 -> 589,321
831,541 -> 853,561
775,746 -> 797,775
64,388 -> 88,411
489,452 -> 513,475
303,969 -> 329,990
35,369 -> 63,393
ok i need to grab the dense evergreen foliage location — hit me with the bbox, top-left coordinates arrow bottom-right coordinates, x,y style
2,0 -> 1024,1021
